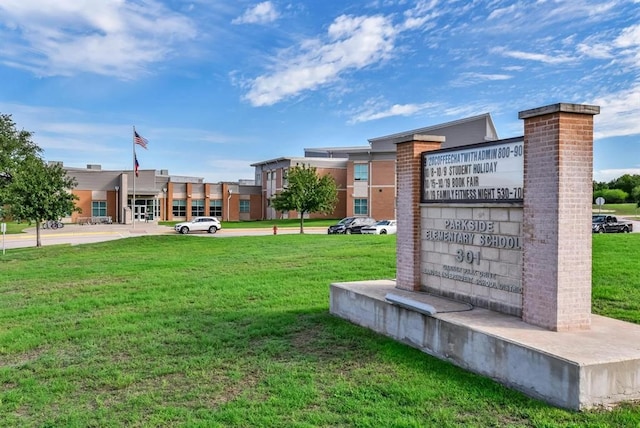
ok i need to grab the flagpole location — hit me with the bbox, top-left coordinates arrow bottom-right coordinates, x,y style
132,126 -> 136,229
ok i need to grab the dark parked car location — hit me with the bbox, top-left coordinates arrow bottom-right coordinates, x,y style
592,215 -> 633,233
327,217 -> 377,234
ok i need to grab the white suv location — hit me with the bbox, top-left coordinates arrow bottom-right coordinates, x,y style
175,217 -> 222,234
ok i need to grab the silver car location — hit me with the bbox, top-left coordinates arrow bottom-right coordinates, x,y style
175,217 -> 222,234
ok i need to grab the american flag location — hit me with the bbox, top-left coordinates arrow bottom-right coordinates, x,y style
134,131 -> 148,149
135,154 -> 140,177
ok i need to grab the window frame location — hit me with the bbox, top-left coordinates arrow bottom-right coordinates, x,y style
209,199 -> 222,217
91,200 -> 107,217
172,199 -> 186,217
354,198 -> 368,215
354,163 -> 369,181
191,199 -> 205,217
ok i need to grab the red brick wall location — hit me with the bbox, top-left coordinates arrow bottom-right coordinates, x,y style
520,104 -> 598,331
396,139 -> 443,291
370,160 -> 396,220
72,190 -> 92,222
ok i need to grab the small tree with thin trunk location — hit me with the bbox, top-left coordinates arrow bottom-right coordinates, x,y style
7,155 -> 80,247
270,164 -> 338,234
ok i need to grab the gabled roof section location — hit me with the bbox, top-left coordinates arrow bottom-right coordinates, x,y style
301,113 -> 499,158
368,113 -> 498,151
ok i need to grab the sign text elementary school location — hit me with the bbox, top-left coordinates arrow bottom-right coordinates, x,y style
421,137 -> 524,203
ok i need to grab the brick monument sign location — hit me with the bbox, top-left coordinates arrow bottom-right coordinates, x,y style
331,103 -> 640,410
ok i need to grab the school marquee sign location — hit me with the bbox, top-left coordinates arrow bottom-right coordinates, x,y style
421,137 -> 524,203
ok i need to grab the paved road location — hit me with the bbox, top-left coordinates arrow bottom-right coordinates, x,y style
1,223 -> 327,251
3,218 -> 637,252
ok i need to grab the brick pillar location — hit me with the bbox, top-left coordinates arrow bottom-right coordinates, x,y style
395,135 -> 444,291
519,103 -> 599,331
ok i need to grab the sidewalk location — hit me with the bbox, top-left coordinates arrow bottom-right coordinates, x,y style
2,222 -> 174,250
2,223 -> 327,251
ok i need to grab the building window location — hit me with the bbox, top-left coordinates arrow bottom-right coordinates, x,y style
240,200 -> 250,213
354,164 -> 368,181
172,200 -> 186,217
192,199 -> 205,217
354,198 -> 368,215
92,201 -> 107,217
210,199 -> 222,217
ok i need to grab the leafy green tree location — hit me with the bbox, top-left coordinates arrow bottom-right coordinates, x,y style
6,155 -> 80,247
270,164 -> 338,234
0,114 -> 41,206
593,188 -> 628,204
607,174 -> 640,201
593,180 -> 608,192
631,186 -> 640,206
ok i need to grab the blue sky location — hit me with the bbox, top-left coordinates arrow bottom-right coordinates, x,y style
0,0 -> 639,183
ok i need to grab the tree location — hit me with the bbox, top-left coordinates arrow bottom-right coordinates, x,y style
6,155 -> 80,247
631,185 -> 640,206
607,174 -> 640,201
593,180 -> 608,192
0,114 -> 41,205
593,188 -> 628,204
270,165 -> 338,234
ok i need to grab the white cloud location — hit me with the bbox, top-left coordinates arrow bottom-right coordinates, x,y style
493,47 -> 575,65
614,23 -> 640,68
232,1 -> 279,25
400,0 -> 439,30
592,82 -> 640,139
593,168 -> 640,183
244,14 -> 397,106
243,2 -> 441,107
487,4 -> 519,21
349,100 -> 437,124
452,72 -> 513,87
0,0 -> 196,79
577,42 -> 613,59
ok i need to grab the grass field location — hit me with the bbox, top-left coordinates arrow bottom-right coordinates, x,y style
593,203 -> 640,217
1,234 -> 640,427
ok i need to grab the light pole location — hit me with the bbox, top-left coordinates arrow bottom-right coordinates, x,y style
162,187 -> 167,220
114,186 -> 119,224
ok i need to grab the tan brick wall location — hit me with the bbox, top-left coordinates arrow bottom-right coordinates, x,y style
520,104 -> 598,331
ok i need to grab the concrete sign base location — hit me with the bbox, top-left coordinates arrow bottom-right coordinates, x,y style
330,280 -> 640,410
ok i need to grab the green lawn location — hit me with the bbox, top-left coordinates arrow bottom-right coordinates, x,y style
1,234 -> 639,426
593,203 -> 640,218
0,221 -> 33,234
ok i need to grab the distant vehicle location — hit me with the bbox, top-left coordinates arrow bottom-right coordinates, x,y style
327,217 -> 377,234
592,215 -> 632,233
175,217 -> 222,234
361,219 -> 397,235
